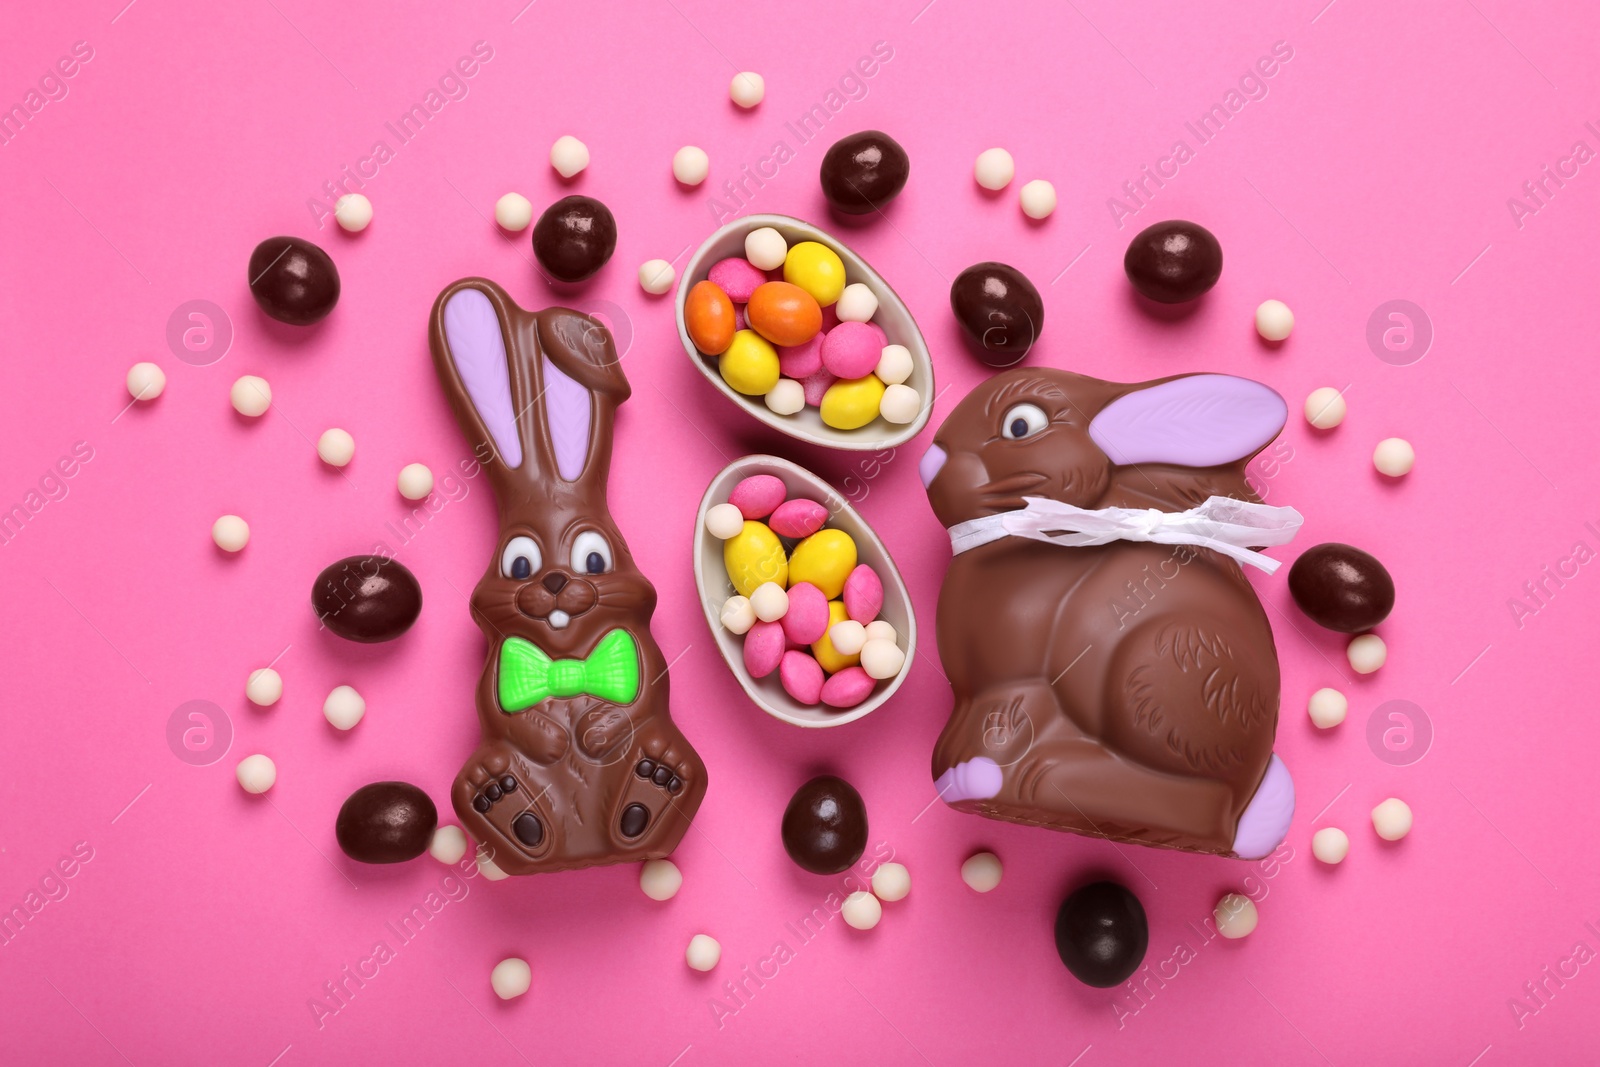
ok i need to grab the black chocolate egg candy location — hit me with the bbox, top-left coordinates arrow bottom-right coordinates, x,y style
532,195 -> 617,283
1123,220 -> 1223,304
950,262 -> 1043,367
336,781 -> 438,864
311,555 -> 422,643
1288,542 -> 1395,633
247,236 -> 341,325
819,130 -> 910,215
781,775 -> 868,875
1054,881 -> 1149,988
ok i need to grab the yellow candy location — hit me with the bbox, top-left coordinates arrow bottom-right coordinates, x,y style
820,375 -> 886,430
719,330 -> 780,396
788,528 -> 857,599
724,521 -> 788,597
812,601 -> 860,673
782,241 -> 847,306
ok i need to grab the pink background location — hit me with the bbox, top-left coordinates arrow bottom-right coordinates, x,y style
3,0 -> 1598,1063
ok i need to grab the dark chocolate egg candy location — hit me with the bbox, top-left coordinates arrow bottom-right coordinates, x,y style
1123,220 -> 1223,304
532,195 -> 617,282
819,130 -> 910,215
950,262 -> 1043,367
248,236 -> 341,325
781,775 -> 867,874
336,781 -> 438,863
1288,542 -> 1395,633
311,554 -> 422,643
1054,881 -> 1149,987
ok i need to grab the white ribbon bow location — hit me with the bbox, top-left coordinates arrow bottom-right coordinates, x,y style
947,495 -> 1303,574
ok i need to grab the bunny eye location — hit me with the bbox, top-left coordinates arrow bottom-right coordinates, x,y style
1001,403 -> 1049,440
571,531 -> 613,575
500,536 -> 541,580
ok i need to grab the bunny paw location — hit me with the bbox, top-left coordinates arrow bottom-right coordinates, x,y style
459,754 -> 550,855
614,733 -> 697,843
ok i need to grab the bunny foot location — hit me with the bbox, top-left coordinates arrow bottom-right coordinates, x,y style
455,748 -> 553,863
613,732 -> 699,847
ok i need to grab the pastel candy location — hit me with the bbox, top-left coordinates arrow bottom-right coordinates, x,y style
843,564 -> 883,623
821,666 -> 875,709
769,498 -> 829,539
729,475 -> 787,518
781,582 -> 831,644
788,529 -> 858,599
780,650 -> 825,704
812,601 -> 860,673
778,335 -> 825,379
724,521 -> 787,596
743,620 -> 785,679
801,368 -> 838,407
708,257 -> 768,303
821,321 -> 885,379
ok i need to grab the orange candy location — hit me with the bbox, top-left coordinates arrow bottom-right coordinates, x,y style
685,280 -> 736,355
746,281 -> 823,348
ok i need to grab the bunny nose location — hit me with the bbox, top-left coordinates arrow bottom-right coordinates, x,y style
542,572 -> 568,594
919,444 -> 947,488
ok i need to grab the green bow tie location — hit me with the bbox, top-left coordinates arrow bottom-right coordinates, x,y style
497,629 -> 640,712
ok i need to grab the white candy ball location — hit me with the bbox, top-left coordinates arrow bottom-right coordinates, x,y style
398,462 -> 434,501
1304,387 -> 1346,429
1311,826 -> 1349,864
1307,687 -> 1348,729
974,147 -> 1015,191
863,620 -> 896,644
730,72 -> 765,108
1374,437 -> 1415,477
841,890 -> 883,930
835,283 -> 879,323
1214,893 -> 1259,939
672,145 -> 710,186
491,958 -> 532,999
126,362 -> 166,401
231,375 -> 272,417
720,595 -> 755,635
860,637 -> 905,680
765,378 -> 805,415
246,667 -> 282,707
477,849 -> 509,881
1347,633 -> 1387,674
212,514 -> 249,552
1019,179 -> 1057,219
495,192 -> 534,232
638,259 -> 676,295
317,428 -> 355,467
334,193 -> 373,232
686,933 -> 721,971
961,851 -> 1002,893
875,344 -> 913,386
879,383 -> 921,425
429,825 -> 468,865
1255,299 -> 1295,341
744,227 -> 788,271
640,858 -> 683,901
550,134 -> 589,178
750,581 -> 790,623
323,684 -> 365,730
236,754 -> 276,794
1372,798 -> 1413,841
871,861 -> 910,902
828,620 -> 867,656
706,503 -> 746,540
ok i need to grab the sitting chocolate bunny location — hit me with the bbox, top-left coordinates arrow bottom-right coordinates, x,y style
429,278 -> 706,874
919,368 -> 1298,858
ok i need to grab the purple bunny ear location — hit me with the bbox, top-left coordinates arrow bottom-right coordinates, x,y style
440,287 -> 523,469
540,355 -> 592,482
1089,374 -> 1286,467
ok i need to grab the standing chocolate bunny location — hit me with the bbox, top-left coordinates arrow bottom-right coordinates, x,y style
429,278 -> 706,874
920,368 -> 1298,858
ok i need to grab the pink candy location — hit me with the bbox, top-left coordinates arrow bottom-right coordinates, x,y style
800,368 -> 838,407
821,321 -> 884,379
778,335 -> 824,378
821,666 -> 875,708
769,498 -> 828,539
843,564 -> 883,623
781,582 -> 830,644
729,474 -> 786,518
779,650 -> 825,704
743,621 -> 785,678
708,257 -> 767,303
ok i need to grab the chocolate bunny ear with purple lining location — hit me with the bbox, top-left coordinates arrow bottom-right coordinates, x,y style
1089,374 -> 1287,468
434,279 -> 530,476
534,308 -> 628,488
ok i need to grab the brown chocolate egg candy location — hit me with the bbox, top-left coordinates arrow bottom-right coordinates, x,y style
781,775 -> 867,874
248,236 -> 340,325
312,554 -> 422,643
950,262 -> 1043,367
1123,220 -> 1223,304
819,130 -> 909,215
1287,542 -> 1395,633
532,195 -> 617,282
336,781 -> 438,863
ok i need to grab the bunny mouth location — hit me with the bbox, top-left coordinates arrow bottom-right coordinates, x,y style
547,610 -> 571,630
